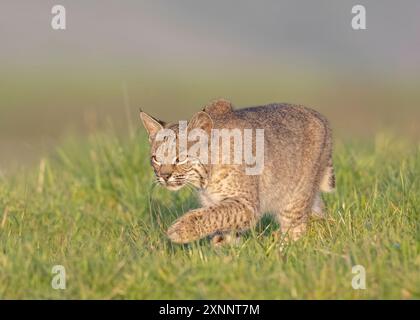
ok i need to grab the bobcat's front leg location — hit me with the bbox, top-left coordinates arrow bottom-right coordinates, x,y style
167,199 -> 256,244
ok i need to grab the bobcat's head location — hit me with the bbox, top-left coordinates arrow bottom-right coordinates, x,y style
140,110 -> 213,190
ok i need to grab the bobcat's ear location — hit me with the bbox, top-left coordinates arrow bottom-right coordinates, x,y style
188,111 -> 213,134
140,111 -> 164,138
203,98 -> 233,115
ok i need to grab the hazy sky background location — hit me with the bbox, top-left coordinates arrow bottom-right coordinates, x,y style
1,0 -> 419,75
1,1 -> 420,171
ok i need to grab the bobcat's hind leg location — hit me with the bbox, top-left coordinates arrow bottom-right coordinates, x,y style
276,197 -> 313,241
279,218 -> 308,241
310,192 -> 326,219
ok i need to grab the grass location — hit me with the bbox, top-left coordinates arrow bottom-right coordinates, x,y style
0,129 -> 419,299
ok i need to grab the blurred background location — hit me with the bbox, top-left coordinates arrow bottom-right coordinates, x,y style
1,0 -> 419,172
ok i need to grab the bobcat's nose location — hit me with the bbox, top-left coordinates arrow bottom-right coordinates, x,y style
160,172 -> 171,181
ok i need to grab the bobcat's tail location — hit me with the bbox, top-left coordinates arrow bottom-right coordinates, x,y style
319,159 -> 335,193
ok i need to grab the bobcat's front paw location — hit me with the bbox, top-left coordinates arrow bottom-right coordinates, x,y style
167,211 -> 204,244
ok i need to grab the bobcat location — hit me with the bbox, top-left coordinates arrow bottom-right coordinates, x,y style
140,99 -> 335,245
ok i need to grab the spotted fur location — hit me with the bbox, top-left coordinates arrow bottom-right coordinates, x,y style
140,99 -> 335,244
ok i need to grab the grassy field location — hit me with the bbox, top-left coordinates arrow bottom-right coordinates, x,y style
0,128 -> 418,299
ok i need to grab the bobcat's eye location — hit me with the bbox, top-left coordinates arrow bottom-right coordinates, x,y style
151,155 -> 161,166
172,156 -> 188,165
178,157 -> 188,165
